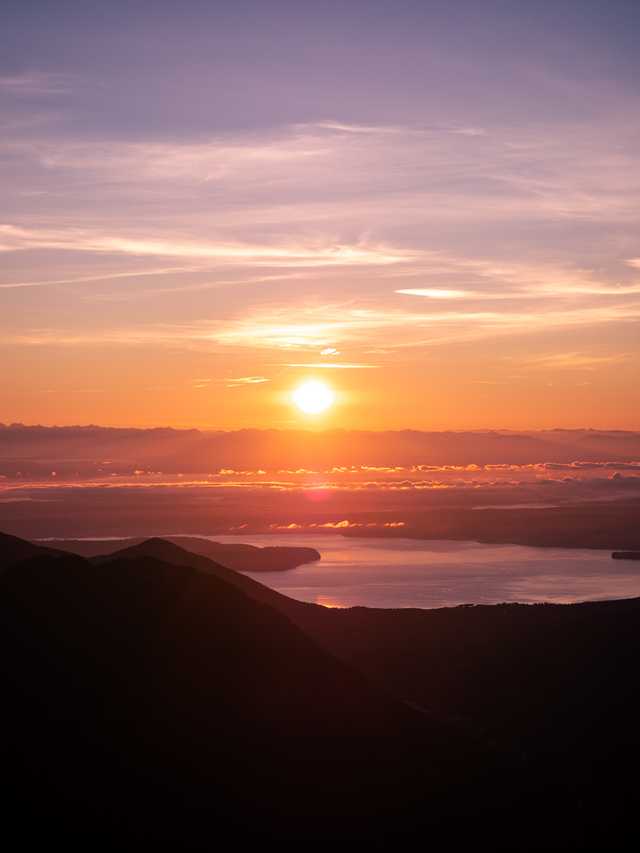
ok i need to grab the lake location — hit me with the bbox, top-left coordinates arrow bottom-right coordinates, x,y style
212,534 -> 640,609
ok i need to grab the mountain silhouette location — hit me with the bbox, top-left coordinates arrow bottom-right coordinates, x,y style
0,533 -> 507,846
90,536 -> 314,619
2,529 -> 638,847
47,534 -> 321,571
0,530 -> 63,566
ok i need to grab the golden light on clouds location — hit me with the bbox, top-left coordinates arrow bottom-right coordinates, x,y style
396,288 -> 468,299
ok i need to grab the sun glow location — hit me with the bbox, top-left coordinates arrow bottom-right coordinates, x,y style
292,380 -> 335,414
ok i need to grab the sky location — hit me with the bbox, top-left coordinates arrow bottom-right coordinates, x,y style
1,0 -> 640,430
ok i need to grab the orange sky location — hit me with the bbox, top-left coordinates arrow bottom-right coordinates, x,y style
2,4 -> 640,430
3,331 -> 638,430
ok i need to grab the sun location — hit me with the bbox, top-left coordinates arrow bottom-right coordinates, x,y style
292,380 -> 335,415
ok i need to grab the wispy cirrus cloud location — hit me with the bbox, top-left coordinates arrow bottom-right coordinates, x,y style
0,265 -> 201,290
283,363 -> 378,369
28,132 -> 330,182
213,299 -> 640,352
449,126 -> 487,137
0,224 -> 411,267
7,297 -> 640,352
307,120 -> 407,135
396,288 -> 468,299
393,251 -> 640,302
0,71 -> 72,96
191,375 -> 271,390
521,352 -> 631,370
6,115 -> 640,232
225,376 -> 271,388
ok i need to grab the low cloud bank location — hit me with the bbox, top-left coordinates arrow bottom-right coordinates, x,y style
2,425 -> 640,480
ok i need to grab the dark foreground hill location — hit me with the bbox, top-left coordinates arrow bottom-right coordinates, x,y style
0,537 -> 529,848
0,530 -> 64,565
43,534 -> 320,570
95,536 -> 640,847
1,532 -> 638,848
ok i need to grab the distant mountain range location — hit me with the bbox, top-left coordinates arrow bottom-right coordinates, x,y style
2,424 -> 640,477
1,529 -> 640,847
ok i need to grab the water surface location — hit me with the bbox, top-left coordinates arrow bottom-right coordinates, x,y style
212,534 -> 640,609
